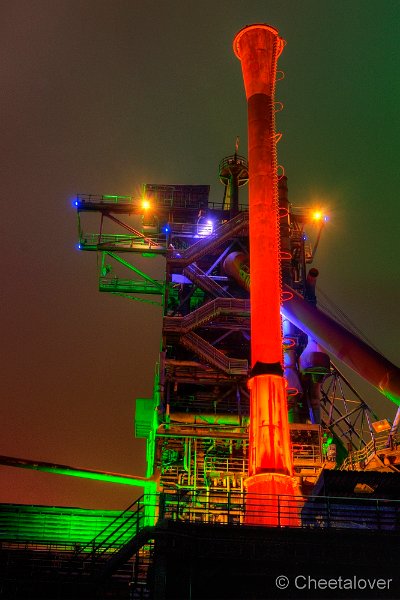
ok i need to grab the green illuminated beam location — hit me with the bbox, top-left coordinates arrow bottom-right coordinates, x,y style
111,292 -> 162,306
103,195 -> 132,201
0,455 -> 156,493
106,251 -> 164,290
99,278 -> 164,295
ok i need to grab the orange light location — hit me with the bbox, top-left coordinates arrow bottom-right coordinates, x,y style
312,210 -> 323,221
371,419 -> 391,433
141,198 -> 150,211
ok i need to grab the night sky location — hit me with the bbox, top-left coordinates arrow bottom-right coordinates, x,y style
1,0 -> 399,510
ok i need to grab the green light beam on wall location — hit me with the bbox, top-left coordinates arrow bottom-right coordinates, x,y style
0,455 -> 157,494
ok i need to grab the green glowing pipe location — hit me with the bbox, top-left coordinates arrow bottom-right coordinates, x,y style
0,455 -> 157,494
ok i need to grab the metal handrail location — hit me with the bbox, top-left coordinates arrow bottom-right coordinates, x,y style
80,232 -> 167,248
77,194 -> 134,205
2,490 -> 400,557
203,456 -> 248,474
182,331 -> 248,375
163,298 -> 250,334
99,278 -> 163,293
169,211 -> 248,264
292,443 -> 322,463
75,495 -> 145,555
183,264 -> 233,298
341,433 -> 400,470
160,491 -> 400,530
76,193 -> 248,212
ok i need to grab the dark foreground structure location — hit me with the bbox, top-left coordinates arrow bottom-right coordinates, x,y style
1,472 -> 400,599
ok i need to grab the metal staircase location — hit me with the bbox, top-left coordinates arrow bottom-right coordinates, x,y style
68,495 -> 154,577
163,298 -> 250,334
0,496 -> 156,599
167,211 -> 248,266
183,264 -> 233,298
181,331 -> 248,375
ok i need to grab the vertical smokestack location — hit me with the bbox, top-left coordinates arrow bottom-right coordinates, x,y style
234,24 -> 299,523
234,24 -> 283,364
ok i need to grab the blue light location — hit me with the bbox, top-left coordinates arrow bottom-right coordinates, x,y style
163,225 -> 170,234
324,215 -> 330,222
197,219 -> 214,237
74,201 -> 78,207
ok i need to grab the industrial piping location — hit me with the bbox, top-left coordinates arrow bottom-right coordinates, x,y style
224,251 -> 400,408
233,24 -> 299,524
281,285 -> 400,407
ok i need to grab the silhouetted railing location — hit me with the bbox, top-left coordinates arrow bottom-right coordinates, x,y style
1,491 -> 399,555
158,491 -> 400,531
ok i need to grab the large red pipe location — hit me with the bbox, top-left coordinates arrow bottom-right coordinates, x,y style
234,24 -> 299,523
224,251 -> 400,407
234,24 -> 283,364
281,285 -> 400,406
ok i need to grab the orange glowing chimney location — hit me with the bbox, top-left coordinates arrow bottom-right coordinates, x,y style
234,24 -> 299,523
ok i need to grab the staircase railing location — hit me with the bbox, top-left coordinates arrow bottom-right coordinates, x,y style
182,331 -> 248,375
72,494 -> 156,562
99,277 -> 164,295
340,433 -> 400,470
183,264 -> 233,298
168,211 -> 248,266
163,298 -> 250,334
